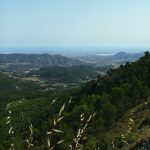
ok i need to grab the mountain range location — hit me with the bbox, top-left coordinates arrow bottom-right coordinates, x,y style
77,51 -> 144,66
0,54 -> 82,67
0,52 -> 145,75
0,54 -> 82,74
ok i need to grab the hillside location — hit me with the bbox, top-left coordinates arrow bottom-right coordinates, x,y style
27,65 -> 111,84
0,72 -> 62,149
68,51 -> 150,149
111,100 -> 150,150
0,52 -> 150,149
0,54 -> 82,75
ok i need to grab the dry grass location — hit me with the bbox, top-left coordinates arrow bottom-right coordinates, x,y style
5,97 -> 96,150
25,123 -> 34,150
5,108 -> 15,150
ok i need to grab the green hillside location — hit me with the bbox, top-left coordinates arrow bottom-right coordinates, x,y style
27,65 -> 110,84
0,72 -> 58,149
0,52 -> 150,149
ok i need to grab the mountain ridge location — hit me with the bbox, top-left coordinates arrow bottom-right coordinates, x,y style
0,53 -> 82,67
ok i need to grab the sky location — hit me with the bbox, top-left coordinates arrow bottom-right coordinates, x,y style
0,0 -> 150,50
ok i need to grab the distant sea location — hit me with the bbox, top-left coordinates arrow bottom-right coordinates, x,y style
96,53 -> 115,56
0,47 -> 147,57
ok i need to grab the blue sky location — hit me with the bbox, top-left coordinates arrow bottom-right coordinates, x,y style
0,0 -> 150,49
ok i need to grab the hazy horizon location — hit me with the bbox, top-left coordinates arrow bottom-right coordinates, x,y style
0,46 -> 148,57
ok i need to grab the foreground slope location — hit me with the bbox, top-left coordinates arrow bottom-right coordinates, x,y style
65,51 -> 150,149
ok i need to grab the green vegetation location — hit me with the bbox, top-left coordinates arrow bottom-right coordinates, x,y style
0,52 -> 150,149
27,65 -> 110,84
